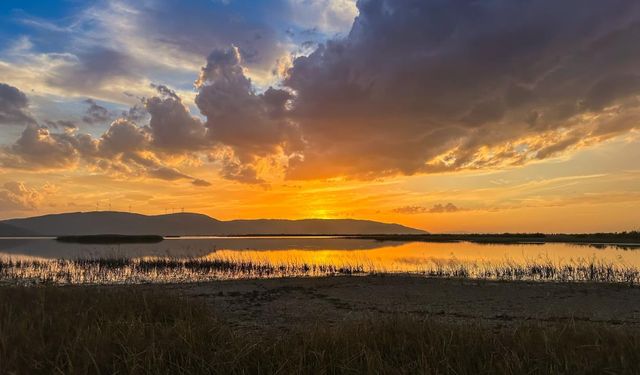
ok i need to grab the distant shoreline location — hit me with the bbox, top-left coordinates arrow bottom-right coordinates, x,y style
56,234 -> 164,244
351,233 -> 640,246
1,232 -> 639,246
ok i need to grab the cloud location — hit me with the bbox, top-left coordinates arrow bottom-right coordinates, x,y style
429,203 -> 461,214
0,83 -> 36,126
97,119 -> 150,156
46,48 -> 137,95
82,99 -> 111,125
194,46 -> 303,177
219,155 -> 265,185
130,1 -> 286,69
121,104 -> 148,123
287,0 -> 358,35
393,203 -> 462,214
147,166 -> 192,181
44,120 -> 77,130
0,84 -> 213,187
3,1 -> 640,186
0,181 -> 54,211
278,0 -> 640,179
145,85 -> 208,152
0,118 -> 208,186
191,178 -> 211,187
4,125 -> 82,169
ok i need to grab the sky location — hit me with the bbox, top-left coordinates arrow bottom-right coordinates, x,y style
0,0 -> 639,233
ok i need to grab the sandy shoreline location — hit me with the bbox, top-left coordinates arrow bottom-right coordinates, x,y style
160,275 -> 640,331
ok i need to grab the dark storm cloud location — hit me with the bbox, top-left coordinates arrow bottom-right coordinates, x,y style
0,83 -> 36,126
279,0 -> 640,179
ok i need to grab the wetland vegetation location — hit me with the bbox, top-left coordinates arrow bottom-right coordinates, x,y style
1,286 -> 639,375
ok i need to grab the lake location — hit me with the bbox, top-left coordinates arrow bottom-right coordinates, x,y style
1,237 -> 639,284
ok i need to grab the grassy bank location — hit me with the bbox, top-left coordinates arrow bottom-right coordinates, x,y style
1,286 -> 639,374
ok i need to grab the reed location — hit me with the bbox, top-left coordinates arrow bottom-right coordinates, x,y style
1,254 -> 640,285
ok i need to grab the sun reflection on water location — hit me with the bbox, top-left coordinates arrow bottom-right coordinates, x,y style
1,239 -> 640,285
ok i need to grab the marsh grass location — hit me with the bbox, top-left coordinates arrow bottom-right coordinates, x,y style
1,286 -> 640,374
2,254 -> 640,285
0,256 -> 367,285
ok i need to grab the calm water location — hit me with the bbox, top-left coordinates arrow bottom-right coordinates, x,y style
0,237 -> 640,285
1,237 -> 639,266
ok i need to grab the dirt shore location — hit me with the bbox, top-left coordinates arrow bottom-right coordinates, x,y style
164,275 -> 640,331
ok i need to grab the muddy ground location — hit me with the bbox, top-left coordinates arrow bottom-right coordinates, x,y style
163,275 -> 640,331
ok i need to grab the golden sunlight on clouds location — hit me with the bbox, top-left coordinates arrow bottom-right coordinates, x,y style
2,134 -> 638,233
1,0 -> 639,234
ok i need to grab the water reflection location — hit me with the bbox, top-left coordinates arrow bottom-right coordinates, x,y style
1,237 -> 639,284
0,237 -> 404,259
206,241 -> 640,271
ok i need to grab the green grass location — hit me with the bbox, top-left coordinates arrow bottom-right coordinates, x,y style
1,286 -> 640,374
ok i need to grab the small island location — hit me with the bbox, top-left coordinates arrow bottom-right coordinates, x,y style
56,234 -> 164,244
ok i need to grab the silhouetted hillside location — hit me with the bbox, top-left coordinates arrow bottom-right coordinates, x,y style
0,223 -> 37,237
1,211 -> 426,236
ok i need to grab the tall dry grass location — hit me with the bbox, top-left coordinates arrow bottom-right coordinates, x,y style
1,286 -> 639,374
1,256 -> 639,285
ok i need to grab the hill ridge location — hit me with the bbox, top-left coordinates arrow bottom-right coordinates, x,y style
0,211 -> 426,236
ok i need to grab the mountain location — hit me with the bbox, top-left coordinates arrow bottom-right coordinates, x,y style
0,222 -> 37,237
1,211 -> 426,236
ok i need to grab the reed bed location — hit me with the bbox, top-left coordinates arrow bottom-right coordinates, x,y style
0,256 -> 367,285
1,254 -> 640,285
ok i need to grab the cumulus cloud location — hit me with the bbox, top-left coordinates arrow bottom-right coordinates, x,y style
97,119 -> 149,156
194,46 -> 303,181
393,203 -> 462,214
0,83 -> 36,126
145,85 -> 207,152
0,118 -> 209,186
5,125 -> 82,169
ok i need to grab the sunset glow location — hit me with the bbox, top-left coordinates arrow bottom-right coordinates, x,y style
1,0 -> 639,232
